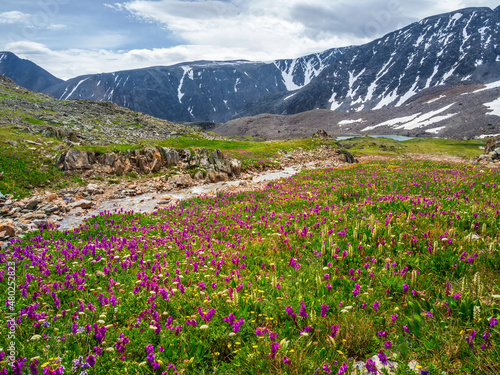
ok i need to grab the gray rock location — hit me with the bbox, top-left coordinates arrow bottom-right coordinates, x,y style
338,149 -> 357,164
168,174 -> 195,188
70,200 -> 93,209
230,159 -> 242,176
62,149 -> 92,170
193,171 -> 206,181
25,199 -> 40,210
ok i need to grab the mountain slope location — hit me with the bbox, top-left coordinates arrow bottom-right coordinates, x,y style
42,48 -> 350,123
0,51 -> 63,92
241,7 -> 500,117
216,80 -> 500,140
0,74 -> 214,146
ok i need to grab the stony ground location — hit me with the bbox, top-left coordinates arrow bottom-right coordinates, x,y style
0,147 -> 350,246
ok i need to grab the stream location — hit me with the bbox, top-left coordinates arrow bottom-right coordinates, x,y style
57,166 -> 303,231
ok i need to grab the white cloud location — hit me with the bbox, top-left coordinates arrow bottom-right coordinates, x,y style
46,23 -> 68,31
0,11 -> 31,24
3,42 -> 284,80
112,0 -> 368,61
2,0 -> 499,79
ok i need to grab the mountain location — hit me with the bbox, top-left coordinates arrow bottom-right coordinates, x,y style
241,7 -> 500,117
0,52 -> 63,92
0,74 -> 214,146
215,80 -> 500,140
42,48 -> 351,123
2,6 -> 500,136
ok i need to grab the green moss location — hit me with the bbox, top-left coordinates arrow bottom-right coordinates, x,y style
23,118 -> 46,125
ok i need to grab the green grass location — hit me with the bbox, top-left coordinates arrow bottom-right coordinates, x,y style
0,126 -> 83,198
340,137 -> 486,159
23,117 -> 46,125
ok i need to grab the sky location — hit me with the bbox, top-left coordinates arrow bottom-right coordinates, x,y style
0,0 -> 498,80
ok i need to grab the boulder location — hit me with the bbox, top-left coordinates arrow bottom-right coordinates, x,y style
219,160 -> 233,175
207,171 -> 217,183
312,129 -> 332,139
337,150 -> 357,164
151,158 -> 162,173
193,171 -> 206,181
97,153 -> 117,167
62,149 -> 92,170
70,200 -> 93,210
68,132 -> 79,143
86,183 -> 103,194
168,174 -> 195,188
25,199 -> 40,210
137,155 -> 151,174
484,136 -> 500,155
0,223 -> 16,238
229,159 -> 242,176
158,147 -> 180,166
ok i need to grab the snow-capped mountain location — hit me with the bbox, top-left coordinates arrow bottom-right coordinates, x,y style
1,6 -> 499,130
40,48 -> 350,123
242,6 -> 500,117
0,52 -> 62,92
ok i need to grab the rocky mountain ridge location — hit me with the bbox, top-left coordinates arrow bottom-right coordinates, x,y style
0,7 -> 499,138
0,74 -> 217,145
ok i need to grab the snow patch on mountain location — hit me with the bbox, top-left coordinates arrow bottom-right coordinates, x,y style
484,97 -> 500,116
62,77 -> 89,100
338,119 -> 364,126
426,126 -> 446,134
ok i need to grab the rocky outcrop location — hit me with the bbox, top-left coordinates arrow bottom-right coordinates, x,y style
58,147 -> 243,178
478,136 -> 500,163
336,149 -> 357,164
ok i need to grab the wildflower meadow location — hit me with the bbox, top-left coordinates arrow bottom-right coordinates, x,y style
1,160 -> 499,374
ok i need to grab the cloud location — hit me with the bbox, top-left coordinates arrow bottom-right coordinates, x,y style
0,11 -> 31,24
46,23 -> 68,30
2,0 -> 500,79
110,0 -> 366,61
5,41 -> 53,55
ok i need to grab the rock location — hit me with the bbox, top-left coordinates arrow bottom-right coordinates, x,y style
86,183 -> 103,194
62,149 -> 92,170
207,171 -> 217,183
97,153 -> 117,167
353,354 -> 398,374
484,136 -> 500,155
229,159 -> 242,176
47,193 -> 58,201
151,158 -> 162,173
70,200 -> 94,210
158,147 -> 180,166
25,199 -> 40,210
0,223 -> 16,238
137,155 -> 150,174
62,196 -> 75,204
312,129 -> 332,139
337,149 -> 357,164
215,172 -> 229,182
68,132 -> 79,143
193,171 -> 206,181
42,126 -> 64,139
168,174 -> 195,188
0,191 -> 5,201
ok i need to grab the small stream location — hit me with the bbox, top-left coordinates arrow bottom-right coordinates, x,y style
57,166 -> 303,231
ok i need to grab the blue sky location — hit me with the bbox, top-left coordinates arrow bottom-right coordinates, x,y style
0,0 -> 498,79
